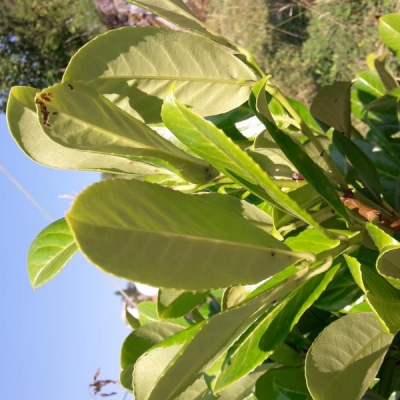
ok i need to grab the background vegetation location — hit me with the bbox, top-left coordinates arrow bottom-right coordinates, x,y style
2,0 -> 399,111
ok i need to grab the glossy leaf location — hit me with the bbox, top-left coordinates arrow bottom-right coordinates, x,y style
158,289 -> 209,319
305,312 -> 393,400
67,179 -> 314,291
133,263 -> 331,400
120,321 -> 184,390
310,81 -> 352,135
36,82 -> 215,184
345,255 -> 400,334
211,262 -> 338,392
63,27 -> 256,123
28,218 -> 77,289
379,14 -> 400,60
162,88 -> 328,234
251,78 -> 350,224
127,0 -> 232,48
7,86 -> 172,176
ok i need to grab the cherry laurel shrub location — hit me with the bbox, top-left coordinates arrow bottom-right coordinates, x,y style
6,2 -> 400,399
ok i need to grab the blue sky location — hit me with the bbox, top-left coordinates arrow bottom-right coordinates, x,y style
1,113 -> 130,399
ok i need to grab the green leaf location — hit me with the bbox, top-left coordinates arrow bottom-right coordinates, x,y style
366,223 -> 399,251
305,312 -> 393,400
345,255 -> 400,334
6,86 -> 173,176
121,322 -> 183,367
216,364 -> 275,400
125,308 -> 140,329
120,321 -> 184,390
313,262 -> 361,312
379,14 -> 400,60
27,218 -> 77,289
269,342 -> 304,367
221,286 -> 247,310
256,367 -> 311,400
366,224 -> 400,289
310,81 -> 352,135
332,132 -> 382,199
63,27 -> 256,123
127,0 -> 232,48
162,88 -> 328,235
284,229 -> 341,254
374,55 -> 398,91
67,179 -> 314,291
138,301 -> 190,328
158,289 -> 209,319
36,82 -> 215,184
250,78 -> 350,225
133,262 -> 332,400
211,262 -> 338,392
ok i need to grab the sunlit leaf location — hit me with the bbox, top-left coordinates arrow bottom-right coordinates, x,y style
7,86 -> 172,176
133,263 -> 331,400
67,179 -> 314,291
345,254 -> 400,334
28,218 -> 77,289
162,88 -> 328,234
35,82 -> 216,184
366,223 -> 400,289
63,27 -> 256,123
379,14 -> 400,60
250,78 -> 350,224
127,0 -> 232,48
305,312 -> 393,400
211,262 -> 338,392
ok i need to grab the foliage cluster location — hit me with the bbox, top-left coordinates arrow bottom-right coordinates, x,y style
0,0 -> 106,111
6,0 -> 400,399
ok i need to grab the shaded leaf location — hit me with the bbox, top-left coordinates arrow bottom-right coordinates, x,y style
28,218 -> 77,289
305,312 -> 393,400
256,367 -> 311,400
332,131 -> 381,199
63,27 -> 256,123
310,81 -> 352,135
